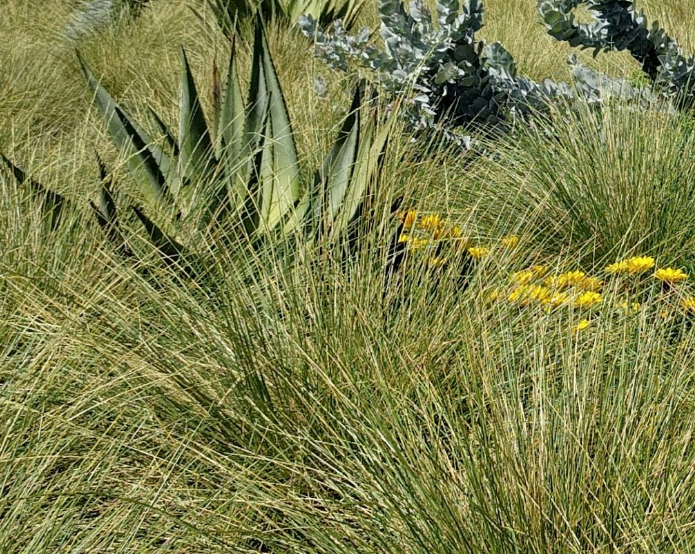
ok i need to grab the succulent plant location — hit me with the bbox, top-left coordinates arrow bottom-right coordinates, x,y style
301,0 -> 672,138
537,0 -> 695,106
76,20 -> 393,276
206,0 -> 366,37
300,0 -> 588,136
0,154 -> 68,233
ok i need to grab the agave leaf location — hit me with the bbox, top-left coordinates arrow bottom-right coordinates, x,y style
179,48 -> 214,183
219,37 -> 245,167
240,21 -> 301,233
258,107 -> 276,230
244,22 -> 269,159
239,109 -> 271,237
334,101 -> 394,236
211,58 -> 222,159
131,205 -> 189,270
90,155 -> 134,258
206,36 -> 247,225
258,25 -> 302,230
1,154 -> 67,231
78,52 -> 170,204
308,83 -> 362,235
113,106 -> 173,205
149,108 -> 180,158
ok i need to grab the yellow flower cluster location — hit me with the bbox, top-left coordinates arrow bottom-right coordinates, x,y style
496,264 -> 606,310
606,256 -> 656,274
396,210 -> 525,263
395,216 -> 695,325
419,214 -> 443,233
574,291 -> 602,308
507,284 -> 551,306
605,255 -> 690,285
654,267 -> 688,284
544,270 -> 602,291
396,210 -> 468,253
468,246 -> 490,259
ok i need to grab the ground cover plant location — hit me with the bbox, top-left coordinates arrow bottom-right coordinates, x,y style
3,0 -> 695,552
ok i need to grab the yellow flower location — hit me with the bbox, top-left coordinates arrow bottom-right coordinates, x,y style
605,260 -> 629,273
528,285 -> 551,304
501,235 -> 520,248
545,270 -> 586,289
507,286 -> 527,303
618,300 -> 641,314
626,256 -> 656,274
511,269 -> 535,285
446,226 -> 463,238
606,256 -> 656,274
654,267 -> 688,284
530,264 -> 549,277
576,318 -> 592,332
468,246 -> 490,260
419,214 -> 443,232
659,309 -> 675,320
427,256 -> 447,268
484,287 -> 502,302
409,237 -> 430,250
401,210 -> 418,230
548,291 -> 570,307
682,297 -> 695,313
574,291 -> 602,308
508,285 -> 550,306
399,233 -> 429,249
578,276 -> 603,292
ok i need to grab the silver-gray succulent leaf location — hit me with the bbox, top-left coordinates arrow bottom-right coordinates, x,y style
538,0 -> 695,105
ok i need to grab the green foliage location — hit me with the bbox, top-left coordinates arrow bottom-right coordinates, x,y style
5,1 -> 695,552
207,0 -> 366,37
63,0 -> 151,39
77,19 -> 391,276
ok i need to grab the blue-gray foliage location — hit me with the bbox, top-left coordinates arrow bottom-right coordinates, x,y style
537,0 -> 695,104
301,0 -> 695,136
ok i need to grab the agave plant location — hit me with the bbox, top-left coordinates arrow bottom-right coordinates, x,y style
78,20 -> 392,276
207,0 -> 366,37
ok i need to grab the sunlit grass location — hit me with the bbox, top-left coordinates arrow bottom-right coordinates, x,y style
3,0 -> 695,552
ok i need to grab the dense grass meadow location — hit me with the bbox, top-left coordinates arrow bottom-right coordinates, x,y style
4,0 -> 695,552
